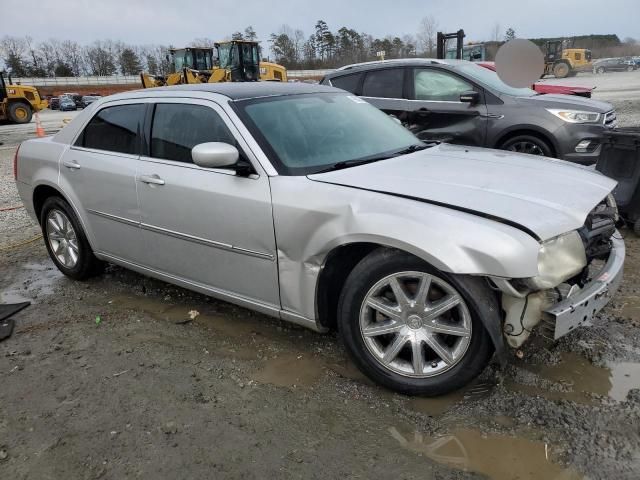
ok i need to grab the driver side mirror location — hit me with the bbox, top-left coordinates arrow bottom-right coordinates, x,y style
192,142 -> 239,169
460,91 -> 480,105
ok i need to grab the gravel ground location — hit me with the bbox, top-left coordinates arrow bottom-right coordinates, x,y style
2,78 -> 640,479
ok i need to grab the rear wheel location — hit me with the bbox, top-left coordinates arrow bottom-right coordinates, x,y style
553,62 -> 570,78
337,249 -> 494,396
40,196 -> 104,280
499,134 -> 553,157
8,102 -> 32,124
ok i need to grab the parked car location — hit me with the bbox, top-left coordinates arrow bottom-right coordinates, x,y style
81,95 -> 101,108
478,61 -> 593,97
321,59 -> 616,165
59,97 -> 77,111
14,83 -> 624,395
593,58 -> 637,73
49,97 -> 60,110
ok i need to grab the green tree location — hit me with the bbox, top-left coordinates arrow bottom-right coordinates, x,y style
244,26 -> 258,42
119,47 -> 142,75
505,28 -> 516,41
231,31 -> 244,41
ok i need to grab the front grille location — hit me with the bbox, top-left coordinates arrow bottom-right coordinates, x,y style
604,110 -> 617,128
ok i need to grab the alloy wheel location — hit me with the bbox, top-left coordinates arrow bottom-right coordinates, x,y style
46,209 -> 80,268
506,140 -> 545,156
359,271 -> 472,378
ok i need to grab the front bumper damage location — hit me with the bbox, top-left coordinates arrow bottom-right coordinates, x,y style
541,234 -> 624,340
499,233 -> 624,348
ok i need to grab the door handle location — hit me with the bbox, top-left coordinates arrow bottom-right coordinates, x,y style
62,160 -> 81,170
139,174 -> 165,186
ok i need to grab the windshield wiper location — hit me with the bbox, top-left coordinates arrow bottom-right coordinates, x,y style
314,143 -> 433,174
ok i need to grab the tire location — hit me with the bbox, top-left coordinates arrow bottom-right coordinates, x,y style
499,134 -> 553,157
8,102 -> 32,124
553,62 -> 570,78
627,65 -> 635,72
40,196 -> 104,280
597,67 -> 605,74
337,248 -> 494,396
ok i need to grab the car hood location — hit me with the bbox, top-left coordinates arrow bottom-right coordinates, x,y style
307,144 -> 616,241
516,93 -> 612,113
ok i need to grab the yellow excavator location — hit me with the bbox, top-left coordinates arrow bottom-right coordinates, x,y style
140,40 -> 287,88
0,71 -> 48,124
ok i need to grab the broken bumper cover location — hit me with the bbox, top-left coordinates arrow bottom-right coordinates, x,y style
543,234 -> 624,340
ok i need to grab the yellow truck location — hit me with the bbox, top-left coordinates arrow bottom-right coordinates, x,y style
543,40 -> 593,78
0,72 -> 48,124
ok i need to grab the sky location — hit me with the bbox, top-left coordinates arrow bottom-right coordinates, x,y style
2,0 -> 638,46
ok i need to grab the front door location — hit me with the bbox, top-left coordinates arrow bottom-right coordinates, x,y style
135,100 -> 279,309
59,102 -> 146,261
406,67 -> 488,146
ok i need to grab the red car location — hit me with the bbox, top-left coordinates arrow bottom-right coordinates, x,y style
478,62 -> 593,98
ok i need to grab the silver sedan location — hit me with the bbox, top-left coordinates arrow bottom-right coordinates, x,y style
14,83 -> 624,395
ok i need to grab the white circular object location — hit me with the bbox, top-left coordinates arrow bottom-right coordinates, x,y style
495,39 -> 545,88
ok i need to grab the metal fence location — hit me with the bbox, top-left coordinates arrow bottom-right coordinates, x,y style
12,70 -> 334,87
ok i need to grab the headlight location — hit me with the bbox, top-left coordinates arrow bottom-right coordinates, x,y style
547,109 -> 601,124
524,231 -> 587,290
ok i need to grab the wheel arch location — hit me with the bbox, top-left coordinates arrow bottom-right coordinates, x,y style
494,127 -> 558,157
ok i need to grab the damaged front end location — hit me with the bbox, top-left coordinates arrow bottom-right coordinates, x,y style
493,195 -> 624,348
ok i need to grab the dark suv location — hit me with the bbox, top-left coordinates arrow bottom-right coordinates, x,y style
594,58 -> 637,73
321,59 -> 617,164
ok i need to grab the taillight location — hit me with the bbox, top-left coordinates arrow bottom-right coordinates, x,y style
13,144 -> 21,181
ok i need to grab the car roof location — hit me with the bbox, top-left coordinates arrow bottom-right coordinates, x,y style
325,58 -> 469,77
110,82 -> 340,101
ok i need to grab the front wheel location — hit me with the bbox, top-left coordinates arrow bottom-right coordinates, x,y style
627,65 -> 635,72
8,102 -> 32,124
499,134 -> 553,157
597,67 -> 605,74
337,249 -> 494,396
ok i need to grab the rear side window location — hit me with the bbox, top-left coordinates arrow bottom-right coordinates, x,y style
150,103 -> 237,164
330,73 -> 362,94
76,104 -> 145,155
362,68 -> 404,98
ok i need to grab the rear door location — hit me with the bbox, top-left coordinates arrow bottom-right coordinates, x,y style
135,99 -> 279,309
358,67 -> 412,122
60,102 -> 146,261
406,67 -> 488,146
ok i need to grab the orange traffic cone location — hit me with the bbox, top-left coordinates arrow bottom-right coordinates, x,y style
35,111 -> 45,138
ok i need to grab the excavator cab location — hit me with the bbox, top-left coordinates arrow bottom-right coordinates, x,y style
215,41 -> 260,82
170,48 -> 215,72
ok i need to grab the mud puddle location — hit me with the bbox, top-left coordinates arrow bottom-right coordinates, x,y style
507,352 -> 640,402
388,424 -> 581,479
0,260 -> 63,303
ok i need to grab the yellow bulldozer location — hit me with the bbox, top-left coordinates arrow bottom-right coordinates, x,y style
543,40 -> 593,78
0,71 -> 48,124
140,40 -> 287,88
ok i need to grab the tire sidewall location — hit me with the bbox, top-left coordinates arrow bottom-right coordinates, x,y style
40,196 -> 99,280
337,249 -> 494,396
500,135 -> 553,157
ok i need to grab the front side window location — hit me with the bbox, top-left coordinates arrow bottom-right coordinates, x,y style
76,104 -> 145,154
362,68 -> 404,98
150,103 -> 237,164
330,73 -> 362,94
414,69 -> 474,101
235,93 -> 421,175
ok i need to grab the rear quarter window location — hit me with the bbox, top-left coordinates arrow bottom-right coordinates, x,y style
75,104 -> 145,155
329,73 -> 363,94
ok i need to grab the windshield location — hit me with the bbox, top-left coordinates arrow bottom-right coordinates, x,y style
235,93 -> 422,175
172,50 -> 186,70
218,43 -> 236,69
455,63 -> 538,97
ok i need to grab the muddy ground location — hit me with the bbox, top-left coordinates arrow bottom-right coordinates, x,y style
2,80 -> 640,479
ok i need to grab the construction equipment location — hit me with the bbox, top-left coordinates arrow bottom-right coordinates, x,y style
0,71 -> 47,124
140,41 -> 287,88
543,40 -> 592,78
436,30 -> 466,60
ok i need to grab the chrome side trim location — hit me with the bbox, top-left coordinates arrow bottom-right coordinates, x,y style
87,209 -> 274,260
87,208 -> 139,227
95,252 -> 324,332
139,222 -> 275,261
